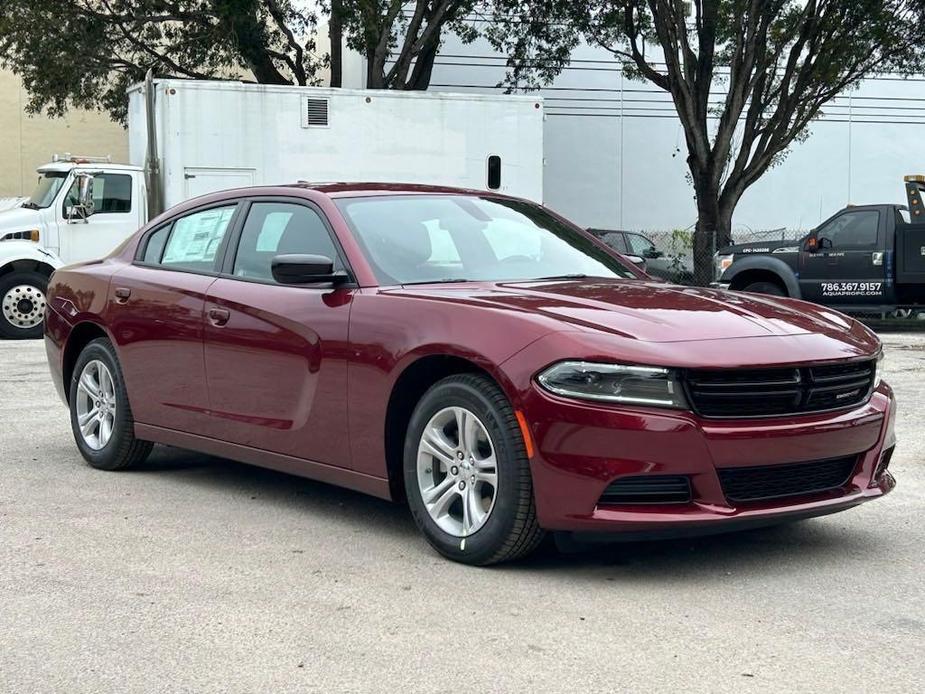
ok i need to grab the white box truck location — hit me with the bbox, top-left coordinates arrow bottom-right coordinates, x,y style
0,77 -> 544,338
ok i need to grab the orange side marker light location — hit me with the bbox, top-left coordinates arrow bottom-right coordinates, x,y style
515,410 -> 535,459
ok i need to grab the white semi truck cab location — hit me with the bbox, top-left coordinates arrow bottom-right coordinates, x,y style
0,155 -> 147,337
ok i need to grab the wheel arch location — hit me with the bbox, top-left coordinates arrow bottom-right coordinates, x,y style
383,353 -> 513,503
62,321 -> 112,405
725,257 -> 800,298
0,258 -> 58,280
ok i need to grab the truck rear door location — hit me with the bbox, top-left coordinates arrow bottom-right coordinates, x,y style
798,208 -> 887,305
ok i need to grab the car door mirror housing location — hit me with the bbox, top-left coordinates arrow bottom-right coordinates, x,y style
643,248 -> 662,259
271,254 -> 349,285
624,254 -> 647,269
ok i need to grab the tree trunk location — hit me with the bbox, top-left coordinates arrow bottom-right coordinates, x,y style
692,187 -> 733,287
329,0 -> 343,87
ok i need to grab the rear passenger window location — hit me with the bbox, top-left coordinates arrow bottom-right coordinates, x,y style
233,202 -> 340,281
142,224 -> 171,263
160,205 -> 236,272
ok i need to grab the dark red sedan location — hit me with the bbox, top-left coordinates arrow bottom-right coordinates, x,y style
44,183 -> 896,565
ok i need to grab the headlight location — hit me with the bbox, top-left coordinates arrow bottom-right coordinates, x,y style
537,361 -> 688,408
875,351 -> 884,387
714,253 -> 734,280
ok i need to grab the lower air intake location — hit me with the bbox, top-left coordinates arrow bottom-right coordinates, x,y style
600,475 -> 692,505
718,456 -> 857,503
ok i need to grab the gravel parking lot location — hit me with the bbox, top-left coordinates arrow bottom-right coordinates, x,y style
1,334 -> 923,693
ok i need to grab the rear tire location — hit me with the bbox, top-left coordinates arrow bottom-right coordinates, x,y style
404,374 -> 544,566
742,280 -> 786,297
69,337 -> 152,471
0,270 -> 48,339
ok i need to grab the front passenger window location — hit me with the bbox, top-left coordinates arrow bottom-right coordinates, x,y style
233,202 -> 340,281
817,210 -> 879,249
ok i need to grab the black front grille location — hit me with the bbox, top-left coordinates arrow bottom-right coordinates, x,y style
685,359 -> 875,418
600,475 -> 692,504
718,456 -> 857,503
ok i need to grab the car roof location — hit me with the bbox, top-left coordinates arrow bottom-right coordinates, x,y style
284,181 -> 518,199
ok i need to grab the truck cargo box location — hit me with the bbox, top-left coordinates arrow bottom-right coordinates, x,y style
126,79 -> 544,212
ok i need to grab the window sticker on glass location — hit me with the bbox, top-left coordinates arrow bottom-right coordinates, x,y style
162,206 -> 236,265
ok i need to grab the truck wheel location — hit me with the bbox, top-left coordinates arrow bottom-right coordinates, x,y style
69,337 -> 153,470
742,280 -> 786,297
0,270 -> 48,339
404,374 -> 545,566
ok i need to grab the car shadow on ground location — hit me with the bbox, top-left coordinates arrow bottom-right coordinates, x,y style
132,444 -> 887,579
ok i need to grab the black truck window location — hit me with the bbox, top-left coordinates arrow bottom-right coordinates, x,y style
817,210 -> 879,249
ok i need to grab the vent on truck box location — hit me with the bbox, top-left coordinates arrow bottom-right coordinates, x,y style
301,97 -> 329,127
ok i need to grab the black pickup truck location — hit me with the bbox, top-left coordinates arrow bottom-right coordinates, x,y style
714,176 -> 925,314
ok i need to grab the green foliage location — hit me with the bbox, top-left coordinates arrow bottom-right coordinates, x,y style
0,0 -> 478,120
338,1 -> 479,89
0,1 -> 325,122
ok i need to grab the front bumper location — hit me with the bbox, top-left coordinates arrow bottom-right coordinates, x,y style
521,382 -> 896,534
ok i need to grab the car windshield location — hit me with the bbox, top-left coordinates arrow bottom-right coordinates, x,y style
335,194 -> 638,285
25,172 -> 68,209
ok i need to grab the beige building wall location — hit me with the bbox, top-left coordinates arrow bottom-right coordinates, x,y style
0,69 -> 129,197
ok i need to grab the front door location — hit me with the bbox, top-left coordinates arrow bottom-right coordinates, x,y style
58,172 -> 139,263
202,199 -> 354,469
799,208 -> 887,305
106,203 -> 238,433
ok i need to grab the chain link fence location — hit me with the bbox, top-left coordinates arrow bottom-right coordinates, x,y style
591,227 -> 805,286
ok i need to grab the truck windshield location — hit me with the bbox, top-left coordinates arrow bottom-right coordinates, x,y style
335,194 -> 639,286
25,172 -> 68,209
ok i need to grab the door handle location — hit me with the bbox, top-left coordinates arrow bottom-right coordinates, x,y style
114,287 -> 131,303
872,251 -> 884,266
208,307 -> 231,326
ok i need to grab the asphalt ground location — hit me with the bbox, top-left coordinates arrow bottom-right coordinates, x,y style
1,334 -> 923,693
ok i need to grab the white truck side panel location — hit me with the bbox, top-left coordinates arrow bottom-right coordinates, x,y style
127,81 -> 544,210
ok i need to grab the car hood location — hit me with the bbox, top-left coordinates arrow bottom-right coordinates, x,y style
391,279 -> 861,344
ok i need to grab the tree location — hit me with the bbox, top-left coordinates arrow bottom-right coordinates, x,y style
489,1 -> 925,283
339,1 -> 479,89
0,1 -> 479,122
0,0 -> 325,122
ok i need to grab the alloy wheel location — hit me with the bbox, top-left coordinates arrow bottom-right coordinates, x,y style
75,359 -> 117,451
416,406 -> 499,537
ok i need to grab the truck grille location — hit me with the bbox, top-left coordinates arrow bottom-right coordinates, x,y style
684,359 -> 875,418
718,456 -> 858,503
599,475 -> 692,504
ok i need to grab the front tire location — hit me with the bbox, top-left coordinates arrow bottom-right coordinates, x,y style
742,280 -> 786,297
69,337 -> 152,470
404,374 -> 544,565
0,270 -> 48,339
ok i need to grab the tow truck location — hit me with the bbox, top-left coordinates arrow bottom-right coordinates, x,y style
714,175 -> 925,316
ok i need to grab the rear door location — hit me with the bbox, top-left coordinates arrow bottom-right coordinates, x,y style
201,198 -> 354,469
799,208 -> 887,305
107,202 -> 239,433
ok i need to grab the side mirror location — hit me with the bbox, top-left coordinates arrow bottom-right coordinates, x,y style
271,254 -> 349,285
67,173 -> 95,223
624,254 -> 647,270
643,248 -> 663,259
